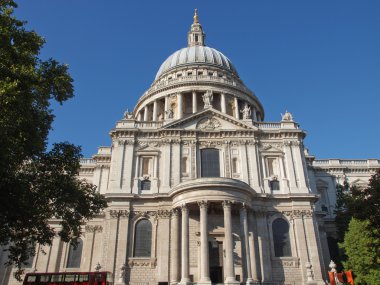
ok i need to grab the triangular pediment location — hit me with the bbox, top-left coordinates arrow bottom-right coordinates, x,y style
136,144 -> 160,153
262,145 -> 283,153
161,108 -> 258,131
351,179 -> 367,186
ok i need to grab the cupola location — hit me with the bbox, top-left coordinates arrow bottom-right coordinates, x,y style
188,9 -> 205,47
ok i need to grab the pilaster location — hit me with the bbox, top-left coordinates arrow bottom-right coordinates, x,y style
255,210 -> 272,282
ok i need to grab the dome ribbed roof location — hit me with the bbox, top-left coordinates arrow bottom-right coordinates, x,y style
155,46 -> 239,80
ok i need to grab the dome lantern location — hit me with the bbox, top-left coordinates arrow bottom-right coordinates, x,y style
188,9 -> 205,47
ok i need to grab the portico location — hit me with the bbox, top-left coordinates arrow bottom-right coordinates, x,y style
169,178 -> 257,285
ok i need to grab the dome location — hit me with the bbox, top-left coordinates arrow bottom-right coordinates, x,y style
155,46 -> 239,80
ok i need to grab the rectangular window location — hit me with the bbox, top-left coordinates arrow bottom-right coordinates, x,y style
201,149 -> 220,177
142,157 -> 152,175
64,274 -> 76,282
51,275 -> 63,282
26,275 -> 37,282
40,275 -> 51,282
267,157 -> 278,177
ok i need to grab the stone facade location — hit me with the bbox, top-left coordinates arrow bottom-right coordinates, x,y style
1,10 -> 379,285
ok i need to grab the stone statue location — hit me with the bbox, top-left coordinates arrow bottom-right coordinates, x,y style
165,108 -> 174,119
281,110 -> 293,121
202,90 -> 213,108
240,103 -> 251,120
123,108 -> 133,119
94,262 -> 101,272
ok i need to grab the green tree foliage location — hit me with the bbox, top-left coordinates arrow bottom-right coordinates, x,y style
340,218 -> 380,285
335,170 -> 380,283
0,1 -> 107,279
347,169 -> 380,239
335,181 -> 352,242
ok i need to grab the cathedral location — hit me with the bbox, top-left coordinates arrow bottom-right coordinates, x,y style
1,10 -> 379,285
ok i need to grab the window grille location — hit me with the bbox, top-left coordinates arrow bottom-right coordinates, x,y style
134,219 -> 152,257
201,149 -> 220,177
272,218 -> 291,257
66,238 -> 83,268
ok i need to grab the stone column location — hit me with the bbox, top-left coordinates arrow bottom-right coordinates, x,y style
157,210 -> 171,283
198,201 -> 211,284
223,201 -> 238,284
177,93 -> 183,119
192,91 -> 198,113
293,211 -> 309,283
143,105 -> 149,121
248,212 -> 259,281
255,211 -> 272,282
115,210 -> 130,285
131,155 -> 140,194
165,96 -> 169,113
152,100 -> 158,121
180,205 -> 191,285
221,93 -> 226,113
234,97 -> 239,119
283,141 -> 298,192
109,139 -> 125,191
303,211 -> 324,283
170,209 -> 180,284
247,141 -> 261,190
121,140 -> 135,193
252,107 -> 257,121
240,205 -> 254,284
292,142 -> 309,192
137,111 -> 142,121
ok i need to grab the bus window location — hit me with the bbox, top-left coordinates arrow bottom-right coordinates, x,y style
64,274 -> 76,282
40,275 -> 51,282
51,275 -> 63,282
26,275 -> 37,282
78,274 -> 89,282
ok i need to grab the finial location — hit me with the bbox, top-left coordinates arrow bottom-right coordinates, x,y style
193,9 -> 199,23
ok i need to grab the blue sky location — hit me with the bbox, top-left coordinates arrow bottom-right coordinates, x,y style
15,1 -> 379,158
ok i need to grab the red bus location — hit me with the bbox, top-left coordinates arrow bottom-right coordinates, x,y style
23,272 -> 113,285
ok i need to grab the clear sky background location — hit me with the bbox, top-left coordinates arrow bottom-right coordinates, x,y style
15,1 -> 379,159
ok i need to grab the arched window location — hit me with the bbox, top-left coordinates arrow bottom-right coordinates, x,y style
134,219 -> 152,257
272,218 -> 291,257
201,149 -> 220,177
66,238 -> 83,268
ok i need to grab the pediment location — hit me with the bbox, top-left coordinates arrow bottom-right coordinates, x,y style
161,108 -> 258,131
260,145 -> 283,153
136,144 -> 160,153
351,179 -> 367,186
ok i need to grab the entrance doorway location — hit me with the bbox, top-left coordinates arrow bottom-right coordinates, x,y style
209,241 -> 223,284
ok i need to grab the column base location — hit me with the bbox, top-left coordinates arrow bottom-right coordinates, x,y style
245,278 -> 255,285
198,278 -> 212,285
224,277 -> 239,285
179,278 -> 192,285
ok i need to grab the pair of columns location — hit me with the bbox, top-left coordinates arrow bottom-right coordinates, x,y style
171,201 -> 253,285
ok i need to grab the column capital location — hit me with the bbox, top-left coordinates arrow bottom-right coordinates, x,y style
239,203 -> 248,214
197,200 -> 208,209
171,208 -> 180,216
222,200 -> 233,209
181,204 -> 188,212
